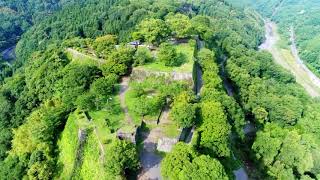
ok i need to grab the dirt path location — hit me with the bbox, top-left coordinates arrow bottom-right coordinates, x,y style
119,77 -> 133,124
138,127 -> 163,180
259,21 -> 320,97
138,107 -> 172,180
93,128 -> 106,163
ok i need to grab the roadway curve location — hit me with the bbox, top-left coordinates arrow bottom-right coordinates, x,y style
259,20 -> 320,97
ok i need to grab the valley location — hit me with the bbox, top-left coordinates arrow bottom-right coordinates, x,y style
259,20 -> 320,97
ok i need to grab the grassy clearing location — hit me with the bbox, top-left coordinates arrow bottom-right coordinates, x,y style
160,122 -> 180,138
80,131 -> 110,180
276,33 -> 290,49
138,43 -> 195,73
57,95 -> 123,178
89,96 -> 124,131
56,113 -> 79,179
124,90 -> 141,125
66,48 -> 104,67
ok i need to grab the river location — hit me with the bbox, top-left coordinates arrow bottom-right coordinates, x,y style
259,20 -> 320,97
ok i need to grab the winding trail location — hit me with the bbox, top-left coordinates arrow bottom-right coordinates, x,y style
259,20 -> 320,97
138,106 -> 174,180
138,127 -> 163,180
119,77 -> 134,124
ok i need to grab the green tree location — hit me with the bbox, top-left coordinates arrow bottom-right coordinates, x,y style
182,155 -> 228,180
158,43 -> 185,67
161,143 -> 196,179
76,93 -> 95,111
199,101 -> 231,157
133,47 -> 154,66
105,139 -> 139,177
197,48 -> 217,72
191,16 -> 213,40
252,123 -> 316,179
57,63 -> 101,108
102,46 -> 135,76
161,143 -> 228,180
165,13 -> 193,38
91,74 -> 119,96
93,35 -> 117,58
252,107 -> 268,124
170,91 -> 197,128
27,160 -> 54,180
132,95 -> 164,117
133,18 -> 171,45
0,155 -> 28,179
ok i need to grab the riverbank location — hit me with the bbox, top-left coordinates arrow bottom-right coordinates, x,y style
259,20 -> 320,97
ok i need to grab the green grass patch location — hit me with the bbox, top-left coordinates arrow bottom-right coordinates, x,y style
80,132 -> 110,180
138,43 -> 195,73
89,96 -> 124,132
56,113 -> 79,179
276,33 -> 290,49
88,95 -> 124,145
160,123 -> 180,138
74,110 -> 93,129
66,48 -> 103,67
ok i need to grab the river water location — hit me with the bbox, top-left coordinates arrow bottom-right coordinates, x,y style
259,20 -> 320,97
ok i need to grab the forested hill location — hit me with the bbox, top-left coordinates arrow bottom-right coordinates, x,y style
0,0 -> 320,179
0,0 -> 79,51
227,0 -> 320,77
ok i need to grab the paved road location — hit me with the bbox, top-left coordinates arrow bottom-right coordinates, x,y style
259,20 -> 320,97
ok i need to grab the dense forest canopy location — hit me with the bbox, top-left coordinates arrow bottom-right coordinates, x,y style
0,0 -> 320,179
0,0 -> 79,51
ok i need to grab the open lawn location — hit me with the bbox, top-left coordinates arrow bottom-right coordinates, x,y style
89,96 -> 124,133
138,43 -> 195,73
